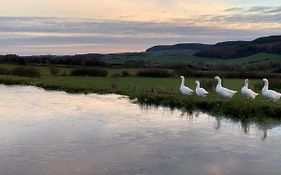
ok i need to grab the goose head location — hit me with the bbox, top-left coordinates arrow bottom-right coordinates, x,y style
214,76 -> 221,81
180,76 -> 185,86
263,78 -> 268,84
262,78 -> 269,92
214,76 -> 222,84
195,80 -> 200,87
180,76 -> 185,81
244,79 -> 249,86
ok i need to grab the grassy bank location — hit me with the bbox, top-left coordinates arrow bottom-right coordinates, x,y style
0,71 -> 281,122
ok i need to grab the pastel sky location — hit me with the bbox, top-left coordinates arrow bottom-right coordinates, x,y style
0,0 -> 280,55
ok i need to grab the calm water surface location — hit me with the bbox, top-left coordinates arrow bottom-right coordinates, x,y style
0,85 -> 281,175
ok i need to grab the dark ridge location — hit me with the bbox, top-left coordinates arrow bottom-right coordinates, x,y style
194,35 -> 281,59
146,43 -> 211,52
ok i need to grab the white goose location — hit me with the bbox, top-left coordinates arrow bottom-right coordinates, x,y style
179,76 -> 193,95
241,79 -> 259,100
195,80 -> 209,97
262,78 -> 281,101
215,76 -> 237,98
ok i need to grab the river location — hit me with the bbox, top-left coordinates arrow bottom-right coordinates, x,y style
0,85 -> 281,175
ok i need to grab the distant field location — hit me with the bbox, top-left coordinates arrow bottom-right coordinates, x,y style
107,54 -> 222,64
106,52 -> 281,65
225,53 -> 281,65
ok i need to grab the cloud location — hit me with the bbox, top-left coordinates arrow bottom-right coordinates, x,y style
224,7 -> 245,12
224,5 -> 281,14
0,15 -> 280,55
210,13 -> 281,24
246,6 -> 273,13
267,6 -> 281,13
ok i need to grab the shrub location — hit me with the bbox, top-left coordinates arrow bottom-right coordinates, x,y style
49,67 -> 60,76
70,67 -> 108,77
11,67 -> 41,77
0,67 -> 11,75
136,69 -> 172,77
121,70 -> 130,77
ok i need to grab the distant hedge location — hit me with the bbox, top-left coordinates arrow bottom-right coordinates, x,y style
11,67 -> 41,77
136,69 -> 172,77
71,68 -> 108,77
0,67 -> 11,75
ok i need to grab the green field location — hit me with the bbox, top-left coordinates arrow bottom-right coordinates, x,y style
106,52 -> 281,65
0,63 -> 281,122
107,54 -> 222,64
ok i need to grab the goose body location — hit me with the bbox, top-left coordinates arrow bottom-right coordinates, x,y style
215,76 -> 237,98
262,78 -> 281,101
241,79 -> 258,100
195,80 -> 209,97
179,76 -> 193,95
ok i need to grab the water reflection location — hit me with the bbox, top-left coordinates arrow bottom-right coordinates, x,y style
138,103 -> 281,141
0,85 -> 281,175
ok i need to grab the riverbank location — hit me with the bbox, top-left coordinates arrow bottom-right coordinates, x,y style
0,74 -> 281,122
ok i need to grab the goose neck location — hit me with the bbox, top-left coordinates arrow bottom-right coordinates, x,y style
181,77 -> 185,87
216,79 -> 222,87
196,82 -> 200,88
262,82 -> 268,91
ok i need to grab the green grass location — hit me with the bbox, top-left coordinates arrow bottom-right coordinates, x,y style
225,53 -> 281,65
107,55 -> 222,64
0,73 -> 281,117
106,52 -> 281,65
0,64 -> 281,123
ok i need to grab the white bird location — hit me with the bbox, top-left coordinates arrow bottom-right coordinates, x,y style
215,76 -> 237,98
262,78 -> 281,101
241,79 -> 259,100
179,76 -> 193,95
195,80 -> 209,97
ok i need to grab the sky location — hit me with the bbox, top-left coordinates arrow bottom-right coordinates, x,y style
0,0 -> 280,55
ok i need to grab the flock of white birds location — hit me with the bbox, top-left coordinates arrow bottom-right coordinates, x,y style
180,76 -> 281,101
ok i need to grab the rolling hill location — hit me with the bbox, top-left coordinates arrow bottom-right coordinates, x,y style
146,35 -> 281,59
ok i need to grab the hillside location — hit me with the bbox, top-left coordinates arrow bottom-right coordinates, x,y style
195,35 -> 281,59
146,35 -> 281,59
146,43 -> 211,55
